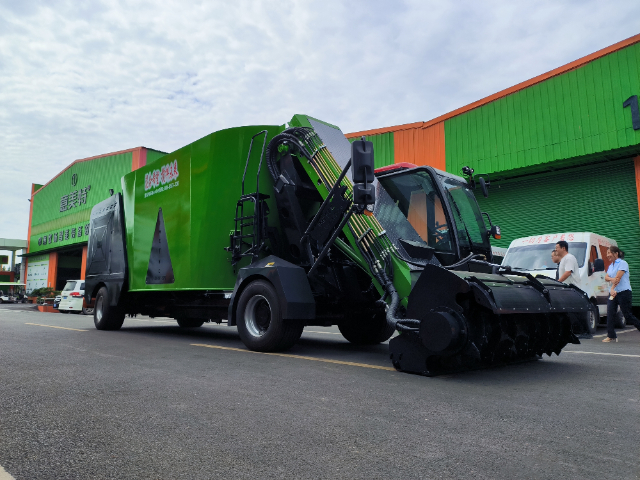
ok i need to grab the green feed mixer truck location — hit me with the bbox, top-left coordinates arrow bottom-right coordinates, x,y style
84,114 -> 595,376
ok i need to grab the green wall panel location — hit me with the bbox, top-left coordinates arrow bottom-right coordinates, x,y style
477,158 -> 640,303
30,152 -> 134,254
146,148 -> 168,165
348,132 -> 394,168
445,43 -> 640,175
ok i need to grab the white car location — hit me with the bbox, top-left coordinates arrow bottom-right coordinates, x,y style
58,280 -> 91,314
502,232 -> 623,332
0,293 -> 16,304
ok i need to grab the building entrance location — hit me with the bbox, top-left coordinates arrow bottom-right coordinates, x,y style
56,248 -> 83,290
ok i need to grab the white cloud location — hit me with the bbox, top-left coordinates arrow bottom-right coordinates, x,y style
0,0 -> 638,246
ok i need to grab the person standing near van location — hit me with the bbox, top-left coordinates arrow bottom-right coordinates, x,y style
603,246 -> 640,342
551,249 -> 560,280
554,241 -> 581,288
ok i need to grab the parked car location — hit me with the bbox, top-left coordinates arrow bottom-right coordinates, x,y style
53,295 -> 62,309
0,293 -> 16,304
58,280 -> 92,314
502,232 -> 624,333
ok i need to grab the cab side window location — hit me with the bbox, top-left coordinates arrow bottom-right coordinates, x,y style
589,245 -> 598,275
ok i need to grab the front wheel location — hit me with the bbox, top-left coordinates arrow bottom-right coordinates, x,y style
94,287 -> 125,330
236,280 -> 303,352
586,308 -> 598,334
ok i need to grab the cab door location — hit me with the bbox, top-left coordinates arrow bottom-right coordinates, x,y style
584,242 -> 607,316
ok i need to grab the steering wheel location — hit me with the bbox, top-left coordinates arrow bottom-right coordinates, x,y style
432,221 -> 449,244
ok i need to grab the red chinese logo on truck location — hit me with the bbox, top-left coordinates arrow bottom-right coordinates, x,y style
145,160 -> 179,191
144,160 -> 180,198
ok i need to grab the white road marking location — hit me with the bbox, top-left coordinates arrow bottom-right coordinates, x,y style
0,464 -> 16,480
563,351 -> 640,358
25,323 -> 88,332
304,330 -> 342,335
191,343 -> 397,371
593,327 -> 637,338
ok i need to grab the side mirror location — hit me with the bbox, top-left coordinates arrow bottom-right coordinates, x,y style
593,258 -> 605,272
490,225 -> 501,240
351,139 -> 375,184
353,184 -> 375,205
351,138 -> 375,206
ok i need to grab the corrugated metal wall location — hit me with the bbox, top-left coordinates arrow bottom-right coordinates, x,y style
395,122 -> 446,170
30,152 -> 134,254
349,132 -> 395,168
445,42 -> 640,176
476,158 -> 640,303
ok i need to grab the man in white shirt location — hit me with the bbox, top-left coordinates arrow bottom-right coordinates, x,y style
554,240 -> 581,288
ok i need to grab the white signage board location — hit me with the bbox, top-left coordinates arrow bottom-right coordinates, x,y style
26,254 -> 49,294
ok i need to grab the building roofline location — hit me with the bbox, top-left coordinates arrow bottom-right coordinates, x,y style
347,33 -> 640,138
32,146 -> 150,197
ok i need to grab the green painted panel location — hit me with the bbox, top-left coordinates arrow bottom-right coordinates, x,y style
446,43 -> 640,176
30,152 -> 134,254
477,158 -> 640,304
122,125 -> 285,291
146,148 -> 167,165
348,132 -> 394,168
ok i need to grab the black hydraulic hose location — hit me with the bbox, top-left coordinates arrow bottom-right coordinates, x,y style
266,132 -> 314,182
443,253 -> 485,270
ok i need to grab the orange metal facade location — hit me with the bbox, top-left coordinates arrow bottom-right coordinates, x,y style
394,122 -> 445,170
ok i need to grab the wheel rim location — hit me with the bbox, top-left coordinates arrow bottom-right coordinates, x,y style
589,311 -> 597,330
96,297 -> 103,322
244,295 -> 271,337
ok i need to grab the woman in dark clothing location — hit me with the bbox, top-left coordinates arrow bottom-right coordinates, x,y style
603,246 -> 640,342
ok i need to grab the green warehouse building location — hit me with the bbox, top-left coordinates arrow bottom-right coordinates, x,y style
346,34 -> 640,303
24,148 -> 165,293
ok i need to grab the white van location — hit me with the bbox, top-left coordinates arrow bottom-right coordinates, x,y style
502,232 -> 624,331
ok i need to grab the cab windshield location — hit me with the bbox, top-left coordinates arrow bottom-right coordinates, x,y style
376,170 -> 489,255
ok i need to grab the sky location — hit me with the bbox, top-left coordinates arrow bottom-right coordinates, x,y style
1,0 -> 639,263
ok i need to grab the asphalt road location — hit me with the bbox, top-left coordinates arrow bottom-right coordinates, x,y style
1,305 -> 639,480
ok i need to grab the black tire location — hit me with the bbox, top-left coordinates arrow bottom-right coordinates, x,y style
94,286 -> 125,330
177,318 -> 204,328
236,280 -> 303,352
615,308 -> 626,329
586,307 -> 599,334
339,311 -> 395,345
82,307 -> 94,316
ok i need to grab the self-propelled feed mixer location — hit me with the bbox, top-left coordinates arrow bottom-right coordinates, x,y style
84,115 -> 594,376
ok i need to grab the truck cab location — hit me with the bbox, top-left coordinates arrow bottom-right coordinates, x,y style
374,164 -> 496,269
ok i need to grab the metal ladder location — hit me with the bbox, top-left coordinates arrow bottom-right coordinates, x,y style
226,130 -> 270,267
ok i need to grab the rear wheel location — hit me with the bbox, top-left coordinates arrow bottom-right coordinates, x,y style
236,280 -> 303,352
94,287 -> 125,330
339,311 -> 395,345
615,308 -> 626,329
586,308 -> 598,334
177,318 -> 204,328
